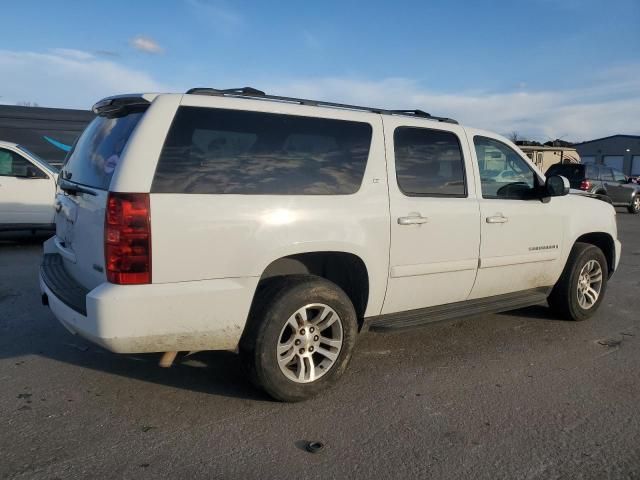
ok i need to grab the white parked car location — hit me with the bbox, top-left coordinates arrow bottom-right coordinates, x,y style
0,141 -> 58,232
40,88 -> 621,401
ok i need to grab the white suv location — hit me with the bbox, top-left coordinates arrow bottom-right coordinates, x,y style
40,87 -> 621,401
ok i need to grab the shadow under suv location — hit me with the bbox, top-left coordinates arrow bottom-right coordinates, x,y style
546,163 -> 640,214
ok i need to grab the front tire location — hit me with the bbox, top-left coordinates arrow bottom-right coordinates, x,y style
548,242 -> 608,321
627,195 -> 640,214
240,275 -> 358,402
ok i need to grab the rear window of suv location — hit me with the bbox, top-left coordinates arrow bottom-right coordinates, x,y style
62,112 -> 145,190
152,107 -> 373,195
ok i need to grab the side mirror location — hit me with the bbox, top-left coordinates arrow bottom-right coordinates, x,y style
545,175 -> 570,197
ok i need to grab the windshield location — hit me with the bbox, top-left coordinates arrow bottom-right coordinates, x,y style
61,112 -> 145,189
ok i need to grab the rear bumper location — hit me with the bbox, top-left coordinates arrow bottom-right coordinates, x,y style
40,254 -> 259,353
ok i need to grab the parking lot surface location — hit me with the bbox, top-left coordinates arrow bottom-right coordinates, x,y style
1,214 -> 639,479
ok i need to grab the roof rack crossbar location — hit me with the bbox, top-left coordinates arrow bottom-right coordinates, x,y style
185,87 -> 458,124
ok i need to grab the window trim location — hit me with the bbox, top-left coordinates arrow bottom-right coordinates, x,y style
0,148 -> 48,179
393,126 -> 468,199
473,135 -> 543,201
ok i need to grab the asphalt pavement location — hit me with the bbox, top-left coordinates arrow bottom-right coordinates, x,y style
1,214 -> 639,479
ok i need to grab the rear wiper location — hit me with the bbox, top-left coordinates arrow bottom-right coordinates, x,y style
59,179 -> 97,196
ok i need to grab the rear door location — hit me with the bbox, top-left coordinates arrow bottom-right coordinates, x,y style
381,117 -> 480,314
0,147 -> 55,226
54,107 -> 147,289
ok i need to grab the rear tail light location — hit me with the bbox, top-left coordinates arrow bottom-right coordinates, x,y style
579,179 -> 592,191
105,193 -> 151,285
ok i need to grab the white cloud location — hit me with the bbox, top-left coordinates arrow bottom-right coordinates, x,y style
0,49 -> 166,108
264,71 -> 640,142
130,35 -> 164,54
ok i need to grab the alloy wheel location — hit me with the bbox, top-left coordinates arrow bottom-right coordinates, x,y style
576,259 -> 603,309
276,303 -> 343,383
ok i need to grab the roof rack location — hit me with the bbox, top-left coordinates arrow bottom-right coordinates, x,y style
185,87 -> 458,124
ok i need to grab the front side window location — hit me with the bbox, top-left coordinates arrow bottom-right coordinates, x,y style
474,136 -> 537,199
393,127 -> 466,197
152,107 -> 373,195
0,148 -> 45,178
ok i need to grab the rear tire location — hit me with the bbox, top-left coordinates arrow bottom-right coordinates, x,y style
239,275 -> 358,402
548,242 -> 608,321
627,195 -> 640,214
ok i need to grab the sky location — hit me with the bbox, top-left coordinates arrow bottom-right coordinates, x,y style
0,0 -> 638,142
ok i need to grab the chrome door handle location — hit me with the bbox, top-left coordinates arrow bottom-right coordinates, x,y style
398,214 -> 428,225
486,215 -> 508,224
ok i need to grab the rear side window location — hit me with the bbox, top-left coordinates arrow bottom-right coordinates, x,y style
152,107 -> 373,195
585,164 -> 599,179
62,112 -> 145,189
393,127 -> 466,197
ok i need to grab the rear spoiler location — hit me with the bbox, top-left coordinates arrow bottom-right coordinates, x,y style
92,94 -> 157,117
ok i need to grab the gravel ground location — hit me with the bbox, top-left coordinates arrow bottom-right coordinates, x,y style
1,213 -> 639,479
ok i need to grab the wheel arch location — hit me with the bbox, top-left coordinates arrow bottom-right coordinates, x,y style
573,232 -> 616,277
255,251 -> 370,324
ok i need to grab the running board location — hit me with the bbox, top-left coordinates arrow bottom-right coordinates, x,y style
368,288 -> 550,332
